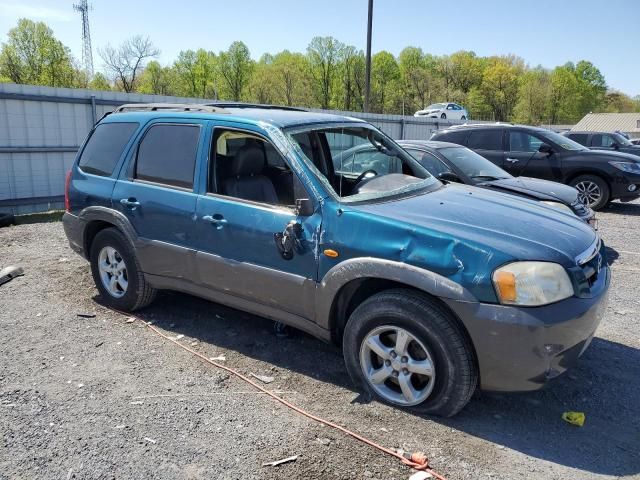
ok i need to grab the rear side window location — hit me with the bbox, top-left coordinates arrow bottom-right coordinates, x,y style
78,122 -> 138,176
135,124 -> 200,189
467,129 -> 503,150
591,134 -> 615,147
568,133 -> 588,146
432,130 -> 468,145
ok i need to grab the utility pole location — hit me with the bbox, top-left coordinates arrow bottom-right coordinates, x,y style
73,0 -> 94,79
364,0 -> 373,113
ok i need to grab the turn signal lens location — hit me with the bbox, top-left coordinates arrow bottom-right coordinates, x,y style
494,270 -> 517,302
324,249 -> 339,258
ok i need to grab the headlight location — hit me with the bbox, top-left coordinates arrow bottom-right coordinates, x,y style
541,201 -> 574,214
609,161 -> 640,173
493,262 -> 574,306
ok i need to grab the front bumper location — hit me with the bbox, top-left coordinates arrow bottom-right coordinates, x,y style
610,172 -> 640,201
443,265 -> 610,392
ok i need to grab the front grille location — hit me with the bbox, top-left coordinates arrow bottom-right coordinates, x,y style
570,238 -> 606,296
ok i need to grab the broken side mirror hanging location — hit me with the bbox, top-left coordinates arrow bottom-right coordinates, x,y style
274,220 -> 304,260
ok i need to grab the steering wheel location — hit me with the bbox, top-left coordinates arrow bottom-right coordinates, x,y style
353,169 -> 378,187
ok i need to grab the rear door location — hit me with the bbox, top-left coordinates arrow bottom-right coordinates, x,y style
505,129 -> 560,180
113,119 -> 206,279
466,128 -> 505,167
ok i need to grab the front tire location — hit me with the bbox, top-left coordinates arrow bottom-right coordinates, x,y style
343,289 -> 477,417
570,174 -> 610,210
90,228 -> 157,311
440,113 -> 447,119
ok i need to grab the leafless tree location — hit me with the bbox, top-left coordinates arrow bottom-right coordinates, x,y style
99,36 -> 159,92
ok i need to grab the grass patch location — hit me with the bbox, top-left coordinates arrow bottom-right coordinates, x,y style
14,210 -> 64,225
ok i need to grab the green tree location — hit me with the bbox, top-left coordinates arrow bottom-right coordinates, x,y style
574,60 -> 606,116
218,41 -> 253,101
173,49 -> 217,98
449,50 -> 483,94
307,36 -> 344,109
371,51 -> 400,113
271,50 -> 312,107
513,67 -> 551,124
398,47 -> 439,113
480,56 -> 523,121
601,91 -> 638,113
548,65 -> 582,123
138,61 -> 175,95
0,18 -> 77,87
248,54 -> 277,104
339,45 -> 365,111
88,72 -> 111,91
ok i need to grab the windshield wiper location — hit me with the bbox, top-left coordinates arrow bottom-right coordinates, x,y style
471,175 -> 507,181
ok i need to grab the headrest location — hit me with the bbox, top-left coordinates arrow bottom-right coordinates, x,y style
230,145 -> 266,176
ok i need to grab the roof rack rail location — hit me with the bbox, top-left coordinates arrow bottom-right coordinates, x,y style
114,103 -> 230,114
206,102 -> 307,112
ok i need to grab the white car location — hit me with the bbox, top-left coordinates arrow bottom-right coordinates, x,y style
414,103 -> 468,120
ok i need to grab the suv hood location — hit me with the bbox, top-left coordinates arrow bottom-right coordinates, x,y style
478,176 -> 578,204
579,148 -> 640,162
355,183 -> 596,268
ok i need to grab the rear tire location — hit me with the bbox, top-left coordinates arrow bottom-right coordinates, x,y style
89,227 -> 157,311
343,289 -> 477,417
570,174 -> 610,211
461,115 -> 467,121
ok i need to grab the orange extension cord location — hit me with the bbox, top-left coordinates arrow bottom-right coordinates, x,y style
115,310 -> 448,479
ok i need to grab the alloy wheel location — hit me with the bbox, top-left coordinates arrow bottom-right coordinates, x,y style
359,325 -> 436,406
98,246 -> 128,298
575,181 -> 601,207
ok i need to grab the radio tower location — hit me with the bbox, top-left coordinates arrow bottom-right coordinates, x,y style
73,0 -> 94,78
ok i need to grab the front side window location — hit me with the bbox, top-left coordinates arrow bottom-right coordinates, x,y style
467,129 -> 503,150
210,129 -> 299,206
540,130 -> 587,151
509,131 -> 544,153
135,124 -> 200,189
406,149 -> 451,177
438,146 -> 510,181
78,122 -> 138,176
591,134 -> 615,148
288,124 -> 437,202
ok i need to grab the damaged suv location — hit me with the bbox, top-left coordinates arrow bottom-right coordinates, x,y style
63,103 -> 609,417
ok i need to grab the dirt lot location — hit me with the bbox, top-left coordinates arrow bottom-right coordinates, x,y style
1,201 -> 639,480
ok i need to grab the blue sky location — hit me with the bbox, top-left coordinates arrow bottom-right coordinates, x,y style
1,0 -> 638,96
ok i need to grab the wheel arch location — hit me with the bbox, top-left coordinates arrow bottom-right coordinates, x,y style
78,207 -> 139,256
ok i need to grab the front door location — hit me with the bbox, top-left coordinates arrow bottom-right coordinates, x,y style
504,130 -> 561,181
193,124 -> 321,321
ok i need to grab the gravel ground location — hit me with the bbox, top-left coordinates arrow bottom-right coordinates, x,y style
1,201 -> 639,480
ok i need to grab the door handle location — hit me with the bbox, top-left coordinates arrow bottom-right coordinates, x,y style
202,214 -> 228,230
506,157 -> 519,163
120,198 -> 140,209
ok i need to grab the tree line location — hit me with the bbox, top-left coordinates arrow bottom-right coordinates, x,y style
1,18 -> 639,123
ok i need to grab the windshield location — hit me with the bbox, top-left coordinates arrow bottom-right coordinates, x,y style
612,133 -> 634,146
541,131 -> 587,151
438,147 -> 511,181
287,124 -> 439,203
427,103 -> 446,110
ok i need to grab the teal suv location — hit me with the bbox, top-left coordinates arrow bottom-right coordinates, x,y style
63,103 -> 609,416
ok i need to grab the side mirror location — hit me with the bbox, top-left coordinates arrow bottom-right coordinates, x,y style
613,143 -> 620,150
538,143 -> 554,155
295,198 -> 314,216
438,171 -> 462,183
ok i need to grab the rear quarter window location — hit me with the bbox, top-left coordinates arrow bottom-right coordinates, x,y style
432,130 -> 468,145
78,122 -> 139,176
467,129 -> 503,150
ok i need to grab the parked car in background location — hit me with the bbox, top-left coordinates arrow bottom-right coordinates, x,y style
431,123 -> 640,210
414,103 -> 468,120
631,138 -> 640,145
63,103 -> 608,417
396,140 -> 596,227
562,131 -> 640,157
